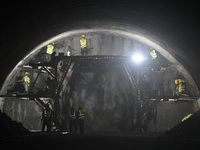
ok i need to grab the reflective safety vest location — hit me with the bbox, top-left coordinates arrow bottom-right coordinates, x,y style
150,50 -> 157,59
79,109 -> 85,120
178,83 -> 185,93
182,113 -> 192,122
70,109 -> 76,120
80,38 -> 87,48
46,44 -> 54,54
24,75 -> 30,86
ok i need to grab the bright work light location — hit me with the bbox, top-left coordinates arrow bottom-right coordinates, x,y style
132,54 -> 145,63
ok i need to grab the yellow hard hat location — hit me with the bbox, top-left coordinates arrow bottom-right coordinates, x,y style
82,34 -> 85,38
175,79 -> 178,84
150,47 -> 153,50
25,72 -> 29,75
51,42 -> 55,45
175,79 -> 182,84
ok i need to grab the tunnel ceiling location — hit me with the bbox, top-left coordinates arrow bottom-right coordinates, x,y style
1,1 -> 200,94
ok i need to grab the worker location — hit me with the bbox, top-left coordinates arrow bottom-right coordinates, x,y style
78,104 -> 85,134
21,72 -> 30,93
41,103 -> 52,132
69,104 -> 77,134
80,34 -> 88,56
150,48 -> 157,60
175,79 -> 186,96
178,81 -> 186,96
46,42 -> 55,61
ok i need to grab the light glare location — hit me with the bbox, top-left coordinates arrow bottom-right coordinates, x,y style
132,54 -> 144,63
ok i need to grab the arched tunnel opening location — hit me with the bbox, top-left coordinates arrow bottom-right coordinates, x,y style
0,29 -> 200,134
1,0 -> 200,149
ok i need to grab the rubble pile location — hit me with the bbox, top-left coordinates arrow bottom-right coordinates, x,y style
0,111 -> 30,137
162,110 -> 200,139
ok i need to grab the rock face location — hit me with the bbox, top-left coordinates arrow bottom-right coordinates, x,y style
65,61 -> 135,132
0,110 -> 29,137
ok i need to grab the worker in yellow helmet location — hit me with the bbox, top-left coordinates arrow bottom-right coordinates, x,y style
175,79 -> 186,96
175,79 -> 182,85
46,42 -> 55,61
22,72 -> 30,93
80,34 -> 88,56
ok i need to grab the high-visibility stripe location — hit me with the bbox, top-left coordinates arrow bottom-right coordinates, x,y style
70,111 -> 76,119
150,50 -> 157,59
178,83 -> 185,93
182,113 -> 192,122
46,44 -> 54,54
24,76 -> 30,86
80,38 -> 87,48
79,110 -> 85,120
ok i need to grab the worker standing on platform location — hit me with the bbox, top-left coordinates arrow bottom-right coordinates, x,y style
175,79 -> 186,96
150,48 -> 157,60
150,48 -> 161,71
46,42 -> 55,61
78,104 -> 85,134
80,34 -> 88,56
20,72 -> 30,93
42,103 -> 52,132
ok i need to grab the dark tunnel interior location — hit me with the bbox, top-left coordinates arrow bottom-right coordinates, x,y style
1,0 -> 200,149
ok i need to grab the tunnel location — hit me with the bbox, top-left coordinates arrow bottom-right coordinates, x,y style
1,0 -> 200,149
